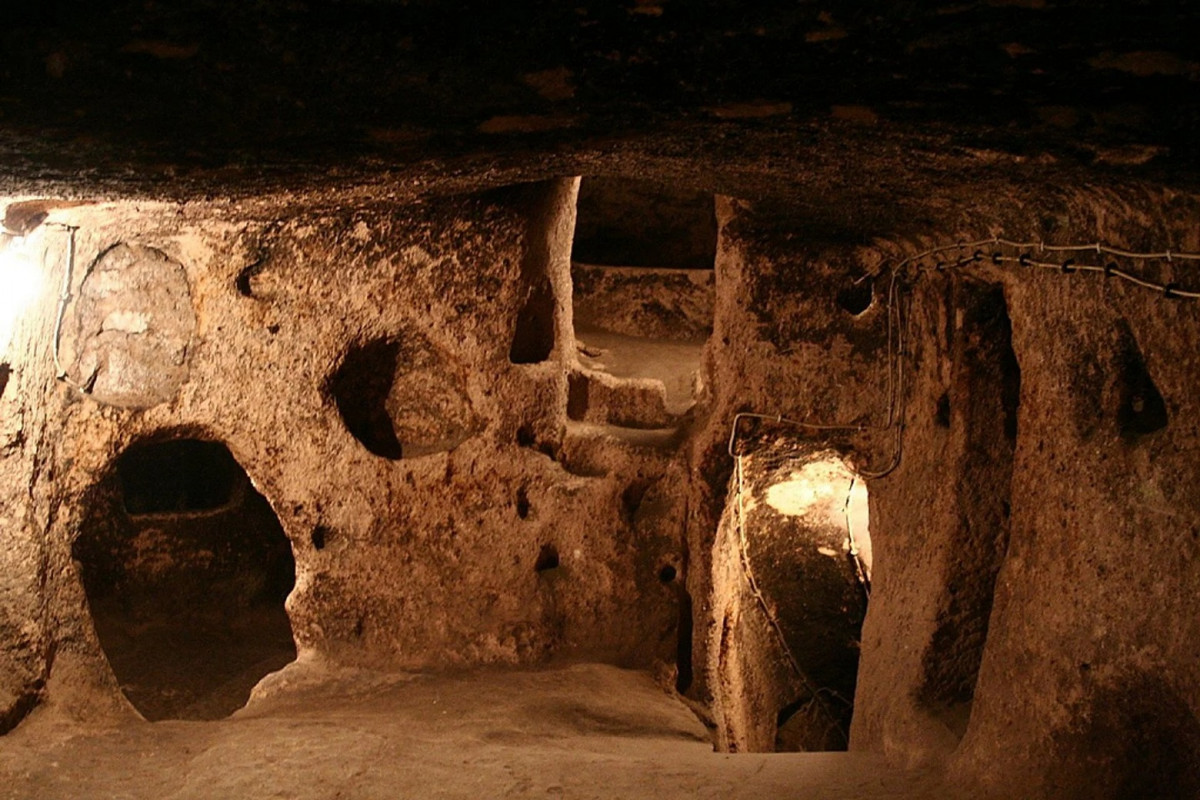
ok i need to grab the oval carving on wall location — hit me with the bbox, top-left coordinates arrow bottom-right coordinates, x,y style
72,243 -> 196,409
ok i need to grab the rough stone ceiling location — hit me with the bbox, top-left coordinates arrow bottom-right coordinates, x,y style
1,0 -> 1197,204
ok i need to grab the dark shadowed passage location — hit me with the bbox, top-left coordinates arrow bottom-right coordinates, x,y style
72,438 -> 296,720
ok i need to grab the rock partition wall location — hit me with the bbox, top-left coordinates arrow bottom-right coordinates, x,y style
1,179 -> 687,729
0,223 -> 66,733
839,188 -> 1200,799
955,240 -> 1200,799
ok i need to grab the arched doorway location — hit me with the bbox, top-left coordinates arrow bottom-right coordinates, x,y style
73,437 -> 296,720
712,440 -> 872,752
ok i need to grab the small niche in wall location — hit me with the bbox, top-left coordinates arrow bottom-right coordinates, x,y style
1115,324 -> 1168,441
509,277 -> 555,364
73,437 -> 296,721
570,178 -> 716,428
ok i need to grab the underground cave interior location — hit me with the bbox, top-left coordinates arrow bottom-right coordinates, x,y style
0,165 -> 1197,800
33,176 -> 892,746
53,177 -> 879,739
1,0 -> 1199,795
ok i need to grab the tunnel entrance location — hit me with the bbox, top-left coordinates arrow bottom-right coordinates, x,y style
713,439 -> 872,752
568,178 -> 716,430
72,437 -> 296,721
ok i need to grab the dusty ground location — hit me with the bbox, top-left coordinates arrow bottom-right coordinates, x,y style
0,663 -> 953,800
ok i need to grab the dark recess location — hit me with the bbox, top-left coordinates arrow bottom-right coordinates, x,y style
509,281 -> 555,364
572,178 -> 717,269
0,363 -> 10,400
836,278 -> 873,316
621,479 -> 652,523
674,586 -> 694,693
935,391 -> 951,428
516,423 -> 559,461
508,181 -> 560,364
515,486 -> 531,519
775,696 -> 851,752
327,337 -> 404,460
516,424 -> 537,447
118,439 -> 240,514
535,543 -> 560,573
311,525 -> 330,551
566,373 -> 589,421
0,690 -> 39,737
234,257 -> 266,298
1116,326 -> 1168,440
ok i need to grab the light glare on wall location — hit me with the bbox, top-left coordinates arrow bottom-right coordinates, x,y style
765,456 -> 872,581
0,233 -> 44,359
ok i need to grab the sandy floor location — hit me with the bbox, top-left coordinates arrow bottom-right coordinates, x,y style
0,663 -> 955,799
575,325 -> 705,415
90,604 -> 297,722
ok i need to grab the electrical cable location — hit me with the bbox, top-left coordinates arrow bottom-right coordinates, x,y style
50,224 -> 79,385
727,235 -> 1199,474
842,477 -> 871,600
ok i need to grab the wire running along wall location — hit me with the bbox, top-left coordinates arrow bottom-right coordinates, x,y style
727,235 -> 1199,475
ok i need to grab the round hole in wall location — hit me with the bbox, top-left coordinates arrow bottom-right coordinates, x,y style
326,337 -> 405,460
327,332 -> 480,461
658,564 -> 677,583
836,277 -> 873,316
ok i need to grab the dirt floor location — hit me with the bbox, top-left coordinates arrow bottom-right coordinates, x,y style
88,603 -> 297,722
574,324 -> 705,415
0,663 -> 954,800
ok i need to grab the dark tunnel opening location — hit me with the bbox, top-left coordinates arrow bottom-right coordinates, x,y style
72,437 -> 296,721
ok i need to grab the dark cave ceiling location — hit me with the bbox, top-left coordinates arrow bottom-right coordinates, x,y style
0,0 -> 1197,199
